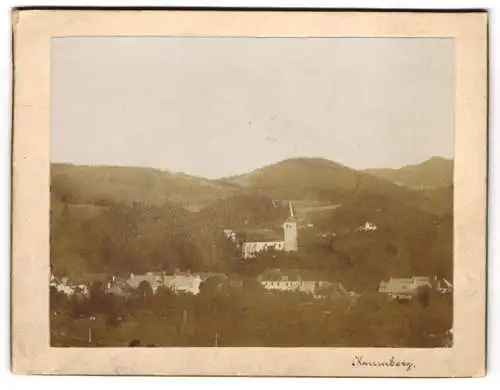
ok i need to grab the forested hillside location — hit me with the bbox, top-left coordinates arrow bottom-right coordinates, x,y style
364,157 -> 453,189
50,157 -> 453,290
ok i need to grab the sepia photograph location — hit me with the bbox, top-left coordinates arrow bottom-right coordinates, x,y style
49,36 -> 454,348
11,9 -> 487,377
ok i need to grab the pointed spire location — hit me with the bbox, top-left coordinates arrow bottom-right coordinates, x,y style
289,201 -> 294,218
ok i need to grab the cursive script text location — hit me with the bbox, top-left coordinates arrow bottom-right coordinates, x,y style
352,355 -> 416,372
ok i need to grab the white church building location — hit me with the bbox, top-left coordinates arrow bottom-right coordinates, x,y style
241,201 -> 299,259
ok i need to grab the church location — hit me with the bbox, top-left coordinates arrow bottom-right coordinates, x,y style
241,201 -> 298,259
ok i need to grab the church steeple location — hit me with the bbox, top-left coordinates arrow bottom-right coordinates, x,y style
286,200 -> 297,221
283,201 -> 298,252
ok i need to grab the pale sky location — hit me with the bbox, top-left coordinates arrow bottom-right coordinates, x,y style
51,37 -> 454,179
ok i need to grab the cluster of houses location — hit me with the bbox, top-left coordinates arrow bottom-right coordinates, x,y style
50,268 -> 453,304
50,266 -> 360,303
115,272 -> 206,296
50,268 -> 350,301
49,271 -> 216,298
50,274 -> 90,297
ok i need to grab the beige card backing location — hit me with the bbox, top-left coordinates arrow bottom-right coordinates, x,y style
11,10 -> 487,377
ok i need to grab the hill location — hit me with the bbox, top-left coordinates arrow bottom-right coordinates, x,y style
52,158 -> 451,216
418,185 -> 454,215
364,157 -> 453,189
223,157 -> 427,207
51,163 -> 239,211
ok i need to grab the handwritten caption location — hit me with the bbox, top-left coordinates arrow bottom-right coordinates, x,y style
352,355 -> 416,372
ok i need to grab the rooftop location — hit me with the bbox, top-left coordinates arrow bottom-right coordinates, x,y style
378,276 -> 431,294
259,268 -> 330,282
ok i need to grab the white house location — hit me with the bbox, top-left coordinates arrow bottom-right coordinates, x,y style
378,276 -> 432,299
125,272 -> 203,296
358,221 -> 378,232
242,241 -> 285,258
258,269 -> 352,300
50,274 -> 91,297
162,273 -> 202,295
260,279 -> 317,295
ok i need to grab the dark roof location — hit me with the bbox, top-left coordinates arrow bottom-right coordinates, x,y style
71,273 -> 111,285
198,272 -> 228,280
259,268 -> 329,282
243,229 -> 283,241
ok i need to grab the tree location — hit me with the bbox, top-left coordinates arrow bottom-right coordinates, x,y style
129,339 -> 141,347
137,281 -> 153,300
417,286 -> 431,309
88,282 -> 110,314
50,286 -> 69,313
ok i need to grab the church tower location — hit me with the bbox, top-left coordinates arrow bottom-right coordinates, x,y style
283,201 -> 298,252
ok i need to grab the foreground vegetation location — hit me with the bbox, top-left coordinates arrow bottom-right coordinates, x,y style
51,279 -> 452,348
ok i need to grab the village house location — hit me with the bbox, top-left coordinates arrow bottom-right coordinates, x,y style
358,221 -> 378,232
378,276 -> 453,300
434,276 -> 453,294
260,278 -> 316,294
162,272 -> 203,295
126,272 -> 164,294
198,272 -> 228,281
378,277 -> 430,299
50,273 -> 90,297
123,271 -> 204,296
51,272 -> 138,298
49,275 -> 75,296
257,268 -> 352,300
242,241 -> 285,258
